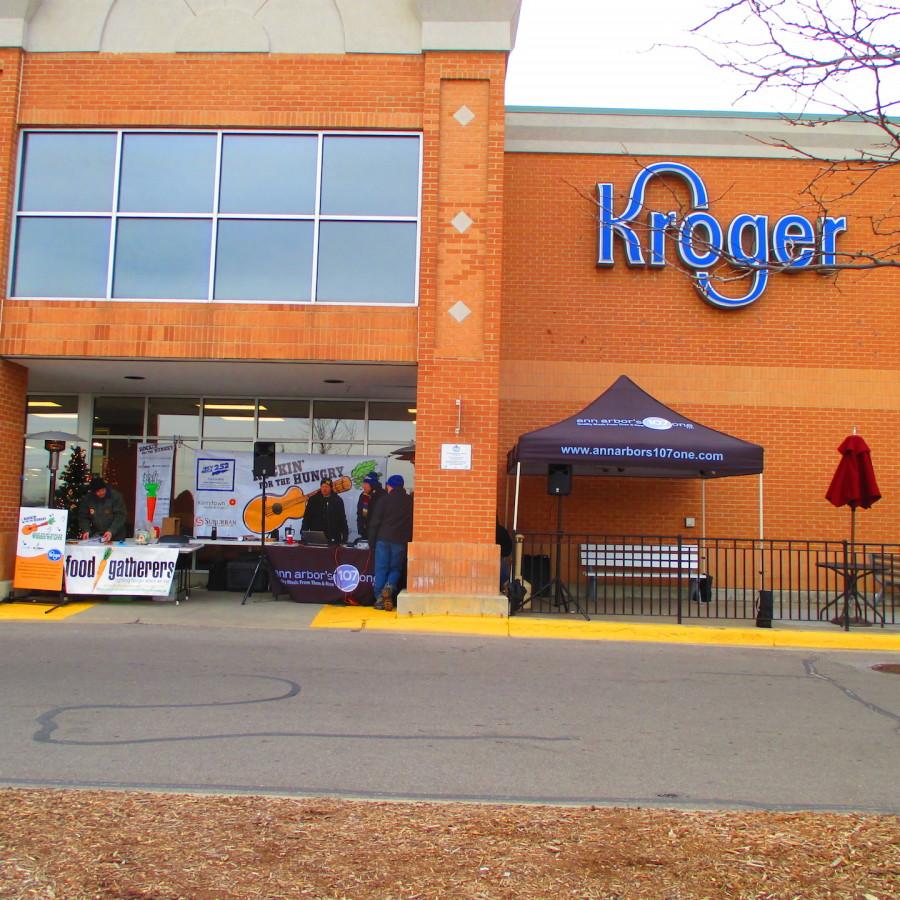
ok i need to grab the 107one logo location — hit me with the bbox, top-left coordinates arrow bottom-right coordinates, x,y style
333,564 -> 361,593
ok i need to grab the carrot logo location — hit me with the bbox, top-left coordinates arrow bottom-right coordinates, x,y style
93,547 -> 113,590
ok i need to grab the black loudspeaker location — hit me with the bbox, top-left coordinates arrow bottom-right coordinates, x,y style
253,441 -> 276,478
547,463 -> 572,496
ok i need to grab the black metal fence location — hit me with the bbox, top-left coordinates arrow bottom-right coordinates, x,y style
514,533 -> 900,629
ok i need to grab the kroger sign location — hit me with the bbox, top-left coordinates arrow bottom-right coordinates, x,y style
597,162 -> 846,309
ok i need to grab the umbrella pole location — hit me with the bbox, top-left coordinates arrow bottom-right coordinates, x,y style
513,462 -> 521,532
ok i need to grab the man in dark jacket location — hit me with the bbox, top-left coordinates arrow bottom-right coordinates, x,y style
302,477 -> 348,544
368,474 -> 413,611
355,471 -> 383,541
78,477 -> 128,542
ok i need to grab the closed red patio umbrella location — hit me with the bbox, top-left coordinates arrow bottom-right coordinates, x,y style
825,434 -> 882,627
826,434 -> 881,544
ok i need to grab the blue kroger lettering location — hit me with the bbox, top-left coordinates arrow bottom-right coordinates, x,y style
597,162 -> 846,309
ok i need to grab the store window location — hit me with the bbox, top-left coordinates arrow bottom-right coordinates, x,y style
321,135 -> 419,216
367,401 -> 416,444
12,129 -> 421,305
14,218 -> 110,298
23,395 -> 80,507
113,218 -> 212,300
93,396 -> 145,437
119,133 -> 216,213
311,400 -> 365,456
257,399 -> 311,445
214,220 -> 313,302
317,222 -> 417,303
219,134 -> 317,214
202,399 -> 257,440
19,131 -> 116,211
149,397 -> 200,439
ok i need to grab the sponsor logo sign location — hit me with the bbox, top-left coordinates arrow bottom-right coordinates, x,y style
13,507 -> 68,591
197,458 -> 236,491
333,564 -> 361,593
597,161 -> 847,308
64,545 -> 179,596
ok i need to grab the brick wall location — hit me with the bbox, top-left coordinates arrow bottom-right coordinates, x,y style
500,153 -> 899,542
406,52 -> 507,598
0,52 -> 427,363
0,360 -> 28,581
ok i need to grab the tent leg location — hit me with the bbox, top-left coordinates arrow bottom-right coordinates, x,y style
701,479 -> 706,541
758,473 -> 764,540
513,462 -> 521,532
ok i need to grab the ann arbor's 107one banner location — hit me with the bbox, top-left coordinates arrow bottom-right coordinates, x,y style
192,451 -> 386,539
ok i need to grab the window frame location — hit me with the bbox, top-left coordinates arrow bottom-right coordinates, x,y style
9,128 -> 423,307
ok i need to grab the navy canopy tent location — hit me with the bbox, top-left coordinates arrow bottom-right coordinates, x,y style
507,376 -> 764,529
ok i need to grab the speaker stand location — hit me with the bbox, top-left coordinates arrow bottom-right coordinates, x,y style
242,474 -> 275,605
530,493 -> 589,621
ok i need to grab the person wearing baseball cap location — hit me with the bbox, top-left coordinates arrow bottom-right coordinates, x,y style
77,476 -> 127,542
356,471 -> 384,542
368,473 -> 413,611
301,476 -> 348,544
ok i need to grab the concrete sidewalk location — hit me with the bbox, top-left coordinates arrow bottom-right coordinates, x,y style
3,586 -> 900,652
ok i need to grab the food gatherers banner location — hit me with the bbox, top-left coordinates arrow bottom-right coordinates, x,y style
134,443 -> 175,531
64,544 -> 180,596
192,451 -> 386,540
13,507 -> 68,591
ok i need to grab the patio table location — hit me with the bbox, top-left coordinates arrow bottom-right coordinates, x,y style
816,557 -> 884,626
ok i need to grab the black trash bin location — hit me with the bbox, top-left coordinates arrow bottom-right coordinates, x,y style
756,589 -> 774,628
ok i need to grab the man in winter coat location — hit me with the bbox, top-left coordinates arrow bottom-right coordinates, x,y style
368,474 -> 413,611
355,472 -> 384,541
78,477 -> 128,542
302,477 -> 348,544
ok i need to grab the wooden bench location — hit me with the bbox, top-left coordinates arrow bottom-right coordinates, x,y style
871,553 -> 900,609
580,543 -> 710,602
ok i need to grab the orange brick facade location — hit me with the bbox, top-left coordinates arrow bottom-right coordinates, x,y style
501,154 -> 898,544
0,48 -> 509,596
0,42 -> 896,595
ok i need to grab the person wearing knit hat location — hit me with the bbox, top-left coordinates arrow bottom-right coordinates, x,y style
356,471 -> 384,541
77,476 -> 127,542
302,476 -> 348,544
368,473 -> 413,611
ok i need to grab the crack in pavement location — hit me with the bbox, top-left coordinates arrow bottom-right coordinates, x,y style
32,673 -> 571,748
804,657 -> 900,732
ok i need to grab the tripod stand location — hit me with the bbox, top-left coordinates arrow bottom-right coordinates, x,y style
531,492 -> 589,620
241,473 -> 275,605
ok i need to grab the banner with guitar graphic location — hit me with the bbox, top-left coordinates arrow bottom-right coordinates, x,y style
192,451 -> 386,539
13,507 -> 68,591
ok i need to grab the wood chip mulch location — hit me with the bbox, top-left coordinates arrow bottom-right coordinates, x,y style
0,789 -> 897,898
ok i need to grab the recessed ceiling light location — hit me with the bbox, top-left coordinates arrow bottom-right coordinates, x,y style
324,379 -> 344,384
124,375 -> 145,381
27,400 -> 61,408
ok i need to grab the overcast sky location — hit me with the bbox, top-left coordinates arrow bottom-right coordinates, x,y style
505,0 -> 824,114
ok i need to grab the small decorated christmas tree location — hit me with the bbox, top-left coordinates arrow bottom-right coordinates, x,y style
54,445 -> 90,538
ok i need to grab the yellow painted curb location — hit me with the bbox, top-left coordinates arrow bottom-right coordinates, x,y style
0,601 -> 95,621
310,606 -> 900,652
311,605 -> 509,636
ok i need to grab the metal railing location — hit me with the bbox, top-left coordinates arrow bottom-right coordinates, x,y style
514,533 -> 900,629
